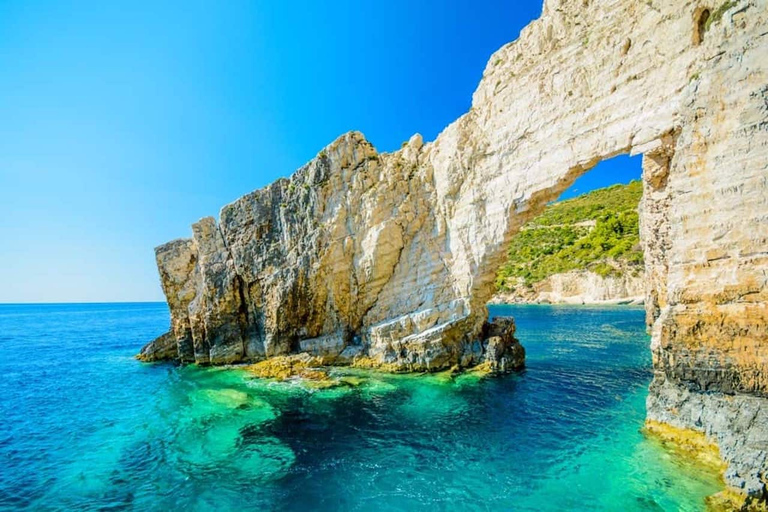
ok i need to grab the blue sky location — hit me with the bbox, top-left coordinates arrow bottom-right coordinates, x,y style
558,154 -> 641,201
0,1 -> 640,303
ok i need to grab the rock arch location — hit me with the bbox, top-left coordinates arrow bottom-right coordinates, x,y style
142,0 -> 767,500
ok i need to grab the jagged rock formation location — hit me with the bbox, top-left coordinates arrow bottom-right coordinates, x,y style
147,131 -> 525,372
142,0 -> 768,501
137,331 -> 177,362
490,269 -> 644,305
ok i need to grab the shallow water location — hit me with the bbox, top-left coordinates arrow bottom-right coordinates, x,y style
0,303 -> 722,511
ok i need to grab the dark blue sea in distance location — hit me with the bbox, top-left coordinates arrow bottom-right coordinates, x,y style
0,303 -> 722,511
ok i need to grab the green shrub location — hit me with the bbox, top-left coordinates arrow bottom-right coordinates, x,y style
591,262 -> 615,278
705,1 -> 737,31
496,180 -> 644,288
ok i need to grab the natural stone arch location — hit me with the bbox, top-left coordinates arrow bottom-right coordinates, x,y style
142,0 -> 767,500
143,0 -> 767,392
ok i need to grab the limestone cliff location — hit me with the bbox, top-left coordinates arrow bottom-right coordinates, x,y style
142,0 -> 768,500
490,269 -> 644,305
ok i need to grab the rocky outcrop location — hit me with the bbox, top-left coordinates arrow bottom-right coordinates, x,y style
647,377 -> 768,503
478,317 -> 526,373
142,0 -> 768,500
137,331 -> 177,362
490,270 -> 644,305
241,316 -> 524,378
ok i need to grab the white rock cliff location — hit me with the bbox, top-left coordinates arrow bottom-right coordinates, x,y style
490,269 -> 645,304
141,0 -> 768,502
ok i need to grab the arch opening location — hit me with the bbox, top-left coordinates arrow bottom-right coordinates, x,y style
491,153 -> 645,308
480,133 -> 678,358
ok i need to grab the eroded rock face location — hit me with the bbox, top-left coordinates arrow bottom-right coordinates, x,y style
647,376 -> 768,499
142,0 -> 768,498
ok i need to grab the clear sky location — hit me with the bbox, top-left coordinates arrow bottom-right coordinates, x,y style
557,154 -> 642,201
0,0 -> 640,303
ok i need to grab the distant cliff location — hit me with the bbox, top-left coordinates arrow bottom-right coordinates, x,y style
491,269 -> 644,305
492,182 -> 645,304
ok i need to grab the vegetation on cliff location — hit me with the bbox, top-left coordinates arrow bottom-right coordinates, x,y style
496,180 -> 643,290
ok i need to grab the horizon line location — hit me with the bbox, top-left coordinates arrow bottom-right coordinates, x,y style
0,300 -> 167,305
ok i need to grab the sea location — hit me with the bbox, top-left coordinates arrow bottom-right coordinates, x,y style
0,302 -> 722,511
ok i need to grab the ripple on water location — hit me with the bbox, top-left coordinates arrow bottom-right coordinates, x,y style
0,303 -> 725,511
231,436 -> 296,481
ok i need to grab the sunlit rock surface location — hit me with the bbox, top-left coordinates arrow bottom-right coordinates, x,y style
142,0 -> 768,500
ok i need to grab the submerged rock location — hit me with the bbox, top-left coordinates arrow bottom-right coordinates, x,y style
642,419 -> 727,473
245,353 -> 354,390
230,437 -> 297,482
190,388 -> 250,409
245,353 -> 323,380
646,375 -> 768,506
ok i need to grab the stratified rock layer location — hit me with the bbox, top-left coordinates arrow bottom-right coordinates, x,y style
142,0 -> 768,500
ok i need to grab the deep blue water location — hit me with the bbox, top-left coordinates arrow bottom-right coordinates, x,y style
0,303 -> 721,511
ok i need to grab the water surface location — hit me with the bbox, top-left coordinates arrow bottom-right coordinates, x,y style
0,303 -> 721,511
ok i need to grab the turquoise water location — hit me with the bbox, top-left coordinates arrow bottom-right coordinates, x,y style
0,303 -> 722,511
